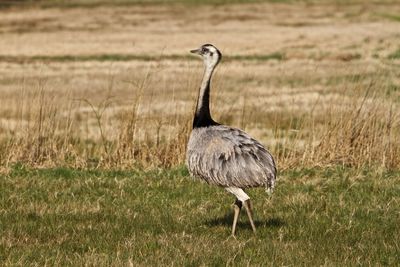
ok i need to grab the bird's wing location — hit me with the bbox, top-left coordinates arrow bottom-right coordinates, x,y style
187,126 -> 276,189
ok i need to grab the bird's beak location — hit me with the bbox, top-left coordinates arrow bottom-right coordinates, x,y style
190,48 -> 201,55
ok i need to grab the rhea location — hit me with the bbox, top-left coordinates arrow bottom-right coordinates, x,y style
186,44 -> 277,236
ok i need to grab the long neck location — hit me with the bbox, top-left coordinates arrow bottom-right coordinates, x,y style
193,63 -> 218,128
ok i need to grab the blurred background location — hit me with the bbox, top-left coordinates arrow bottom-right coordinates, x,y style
0,0 -> 399,170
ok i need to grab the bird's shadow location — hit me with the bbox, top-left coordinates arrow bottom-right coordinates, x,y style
204,212 -> 285,230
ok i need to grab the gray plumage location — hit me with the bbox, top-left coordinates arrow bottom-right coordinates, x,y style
186,125 -> 276,190
186,44 -> 277,235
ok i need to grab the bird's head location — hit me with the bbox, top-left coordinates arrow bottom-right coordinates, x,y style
190,44 -> 222,68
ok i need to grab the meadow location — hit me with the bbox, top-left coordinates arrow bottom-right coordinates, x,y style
0,0 -> 400,265
1,166 -> 399,266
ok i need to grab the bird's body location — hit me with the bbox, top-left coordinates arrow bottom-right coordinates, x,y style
187,125 -> 276,190
186,44 -> 276,235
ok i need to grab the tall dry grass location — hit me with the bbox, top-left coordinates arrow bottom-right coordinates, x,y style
276,80 -> 399,170
0,65 -> 398,172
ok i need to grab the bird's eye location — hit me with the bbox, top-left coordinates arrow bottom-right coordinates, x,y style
202,47 -> 207,53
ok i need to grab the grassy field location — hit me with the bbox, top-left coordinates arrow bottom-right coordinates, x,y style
1,0 -> 400,265
1,165 -> 399,265
0,0 -> 400,170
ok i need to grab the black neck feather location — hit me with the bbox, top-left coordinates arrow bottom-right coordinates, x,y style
193,80 -> 219,128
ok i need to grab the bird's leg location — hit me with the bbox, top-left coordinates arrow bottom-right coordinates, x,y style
244,199 -> 256,233
232,198 -> 242,236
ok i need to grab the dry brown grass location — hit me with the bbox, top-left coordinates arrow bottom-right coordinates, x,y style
0,1 -> 399,171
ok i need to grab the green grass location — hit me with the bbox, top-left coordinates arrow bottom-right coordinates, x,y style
3,0 -> 395,9
230,52 -> 285,61
1,165 -> 399,265
388,48 -> 400,59
0,54 -> 189,63
0,53 -> 285,63
0,0 -> 285,9
379,13 -> 400,22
